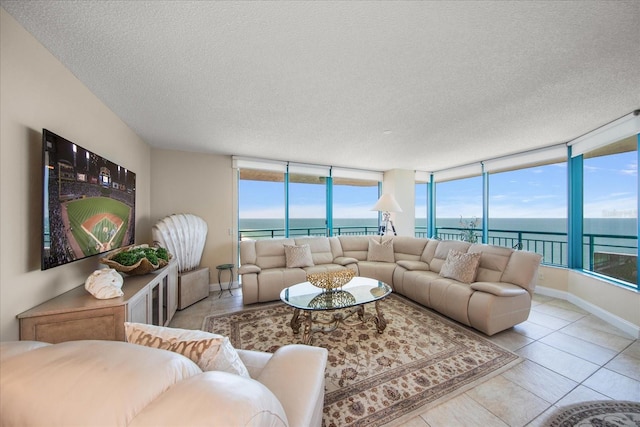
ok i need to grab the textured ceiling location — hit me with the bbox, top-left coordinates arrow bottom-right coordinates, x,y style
2,1 -> 639,172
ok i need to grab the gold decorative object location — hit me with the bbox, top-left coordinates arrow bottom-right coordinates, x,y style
308,290 -> 356,309
100,244 -> 172,276
306,269 -> 355,290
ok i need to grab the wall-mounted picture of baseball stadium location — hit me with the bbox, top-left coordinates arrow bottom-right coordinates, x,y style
42,129 -> 136,270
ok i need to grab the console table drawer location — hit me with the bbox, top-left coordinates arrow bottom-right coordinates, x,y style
19,306 -> 126,343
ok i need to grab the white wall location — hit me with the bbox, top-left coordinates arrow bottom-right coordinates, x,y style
0,9 -> 151,341
382,169 -> 415,236
150,149 -> 237,285
537,265 -> 639,337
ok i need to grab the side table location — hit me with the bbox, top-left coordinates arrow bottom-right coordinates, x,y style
216,264 -> 234,298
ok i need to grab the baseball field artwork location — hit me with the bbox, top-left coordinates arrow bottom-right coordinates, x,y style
42,130 -> 136,270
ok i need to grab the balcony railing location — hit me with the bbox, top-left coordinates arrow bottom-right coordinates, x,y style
239,225 -> 637,287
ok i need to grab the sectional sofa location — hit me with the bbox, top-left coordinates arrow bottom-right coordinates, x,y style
239,236 -> 542,336
1,336 -> 328,427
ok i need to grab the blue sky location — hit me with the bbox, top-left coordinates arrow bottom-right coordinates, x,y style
240,151 -> 637,220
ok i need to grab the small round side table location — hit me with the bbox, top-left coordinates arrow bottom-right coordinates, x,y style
216,264 -> 234,298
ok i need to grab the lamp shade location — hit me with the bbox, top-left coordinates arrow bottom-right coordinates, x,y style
371,194 -> 402,213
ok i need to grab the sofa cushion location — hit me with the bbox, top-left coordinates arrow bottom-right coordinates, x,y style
439,249 -> 481,284
256,239 -> 296,269
284,244 -> 314,268
0,340 -> 201,427
367,238 -> 395,262
333,256 -> 359,266
0,340 -> 51,363
337,235 -> 370,261
501,250 -> 543,294
295,237 -> 336,265
125,323 -> 249,378
396,259 -> 430,271
471,281 -> 528,297
392,236 -> 429,261
129,372 -> 289,427
468,244 -> 513,282
429,240 -> 472,273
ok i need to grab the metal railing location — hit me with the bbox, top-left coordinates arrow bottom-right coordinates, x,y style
239,224 -> 637,286
239,225 -> 380,239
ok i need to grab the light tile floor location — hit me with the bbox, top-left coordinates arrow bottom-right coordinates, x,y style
170,289 -> 640,427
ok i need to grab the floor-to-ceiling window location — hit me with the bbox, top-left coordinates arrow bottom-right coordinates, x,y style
415,172 -> 429,237
434,166 -> 483,242
332,174 -> 379,236
238,167 -> 286,240
287,164 -> 330,237
484,146 -> 568,265
581,136 -> 637,286
236,159 -> 381,240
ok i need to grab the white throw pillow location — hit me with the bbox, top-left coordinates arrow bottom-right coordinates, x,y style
367,238 -> 395,263
124,322 -> 249,377
439,249 -> 481,284
284,244 -> 314,268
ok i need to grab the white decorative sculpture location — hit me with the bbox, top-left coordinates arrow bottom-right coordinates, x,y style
152,213 -> 207,273
85,268 -> 124,299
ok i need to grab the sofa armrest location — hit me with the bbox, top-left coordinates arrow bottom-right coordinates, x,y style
257,344 -> 328,427
239,264 -> 261,274
237,349 -> 273,379
396,260 -> 430,271
471,282 -> 528,297
333,256 -> 358,266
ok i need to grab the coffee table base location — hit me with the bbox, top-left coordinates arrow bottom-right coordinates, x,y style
289,300 -> 387,345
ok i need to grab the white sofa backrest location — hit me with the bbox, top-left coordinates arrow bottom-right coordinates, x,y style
420,239 -> 440,266
391,236 -> 429,262
501,250 -> 543,295
294,237 -> 339,265
427,240 -> 472,273
337,236 -> 371,261
255,238 -> 296,269
469,244 -> 513,283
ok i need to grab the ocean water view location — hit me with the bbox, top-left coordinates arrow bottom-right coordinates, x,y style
240,217 -> 637,237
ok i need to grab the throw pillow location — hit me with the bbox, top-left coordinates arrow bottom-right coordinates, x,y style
439,249 -> 481,284
284,244 -> 314,268
124,322 -> 249,377
367,238 -> 395,263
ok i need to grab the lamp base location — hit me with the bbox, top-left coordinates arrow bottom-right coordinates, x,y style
378,219 -> 397,236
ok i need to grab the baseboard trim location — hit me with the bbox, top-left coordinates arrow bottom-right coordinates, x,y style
536,286 -> 640,339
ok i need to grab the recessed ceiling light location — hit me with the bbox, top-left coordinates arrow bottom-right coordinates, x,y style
383,130 -> 392,135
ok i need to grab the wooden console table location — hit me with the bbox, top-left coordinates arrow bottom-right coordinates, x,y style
17,261 -> 178,343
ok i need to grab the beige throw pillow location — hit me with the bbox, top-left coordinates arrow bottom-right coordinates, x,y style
284,244 -> 314,268
367,238 -> 395,263
124,322 -> 249,377
439,249 -> 481,284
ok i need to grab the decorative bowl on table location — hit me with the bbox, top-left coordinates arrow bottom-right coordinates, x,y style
308,289 -> 357,308
306,269 -> 355,290
100,244 -> 172,275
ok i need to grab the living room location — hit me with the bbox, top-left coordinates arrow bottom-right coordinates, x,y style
1,2 -> 639,425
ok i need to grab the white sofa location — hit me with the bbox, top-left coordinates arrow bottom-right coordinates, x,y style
239,235 -> 542,336
0,339 -> 328,427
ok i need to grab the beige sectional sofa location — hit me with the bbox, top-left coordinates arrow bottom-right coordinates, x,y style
239,235 -> 542,336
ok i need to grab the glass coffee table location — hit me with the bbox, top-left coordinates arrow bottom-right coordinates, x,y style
280,276 -> 392,345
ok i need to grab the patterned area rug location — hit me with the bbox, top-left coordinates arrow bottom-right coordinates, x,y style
203,294 -> 521,427
544,400 -> 640,427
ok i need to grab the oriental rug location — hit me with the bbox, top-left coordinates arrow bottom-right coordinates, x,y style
203,293 -> 521,427
543,400 -> 640,427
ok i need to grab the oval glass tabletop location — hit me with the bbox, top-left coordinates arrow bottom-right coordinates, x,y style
280,276 -> 392,311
